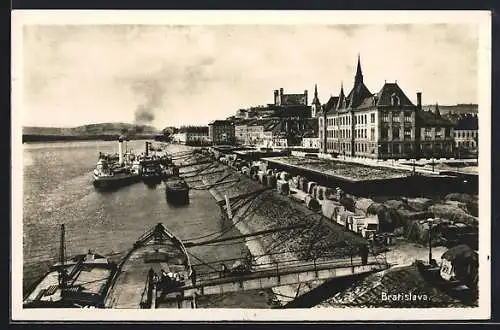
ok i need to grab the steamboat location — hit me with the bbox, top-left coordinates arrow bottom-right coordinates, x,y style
92,136 -> 140,190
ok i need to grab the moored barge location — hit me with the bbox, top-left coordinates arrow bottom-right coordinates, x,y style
104,223 -> 194,309
23,224 -> 116,308
165,177 -> 190,205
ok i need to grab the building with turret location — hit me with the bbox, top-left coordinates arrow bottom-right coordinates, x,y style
317,55 -> 455,159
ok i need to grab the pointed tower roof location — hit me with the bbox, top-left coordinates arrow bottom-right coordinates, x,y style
336,82 -> 346,110
434,102 -> 441,116
355,53 -> 363,84
344,55 -> 372,109
312,84 -> 321,106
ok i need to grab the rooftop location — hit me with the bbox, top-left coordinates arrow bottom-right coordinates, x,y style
417,110 -> 454,127
263,156 -> 410,182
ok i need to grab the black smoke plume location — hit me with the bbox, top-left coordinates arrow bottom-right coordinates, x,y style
132,79 -> 163,125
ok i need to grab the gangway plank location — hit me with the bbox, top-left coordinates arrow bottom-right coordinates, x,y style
173,257 -> 390,299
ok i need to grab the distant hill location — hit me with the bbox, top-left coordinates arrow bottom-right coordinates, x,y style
23,123 -> 158,135
421,104 -> 478,115
22,123 -> 161,142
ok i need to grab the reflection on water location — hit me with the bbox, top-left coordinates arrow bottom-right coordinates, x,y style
21,140 -> 270,307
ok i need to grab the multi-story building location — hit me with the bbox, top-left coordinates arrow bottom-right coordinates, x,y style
246,120 -> 267,146
234,121 -> 249,145
302,132 -> 320,149
416,103 -> 455,159
317,56 -> 455,159
453,113 -> 479,153
208,120 -> 235,145
173,126 -> 210,145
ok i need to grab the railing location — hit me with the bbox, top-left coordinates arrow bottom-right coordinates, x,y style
192,253 -> 386,284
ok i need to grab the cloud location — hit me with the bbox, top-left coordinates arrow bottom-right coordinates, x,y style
21,24 -> 479,128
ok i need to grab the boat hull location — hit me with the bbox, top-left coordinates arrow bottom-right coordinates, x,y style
141,175 -> 163,186
104,223 -> 193,309
93,174 -> 141,190
23,254 -> 116,309
165,188 -> 190,205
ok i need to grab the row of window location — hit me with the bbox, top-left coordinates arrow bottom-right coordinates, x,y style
354,114 -> 374,125
457,141 -> 477,148
324,115 -> 352,127
323,141 -> 352,152
381,111 -> 413,123
322,141 -> 454,155
455,130 -> 478,138
322,111 -> 413,127
381,127 -> 413,139
424,127 -> 452,138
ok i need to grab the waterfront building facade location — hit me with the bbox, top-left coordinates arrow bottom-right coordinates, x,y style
173,126 -> 210,145
453,114 -> 479,153
302,133 -> 320,149
208,120 -> 235,145
317,56 -> 455,160
416,103 -> 455,159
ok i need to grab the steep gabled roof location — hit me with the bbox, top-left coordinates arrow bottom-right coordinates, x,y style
324,96 -> 339,115
376,83 -> 415,107
357,94 -> 378,109
336,84 -> 346,111
345,81 -> 372,109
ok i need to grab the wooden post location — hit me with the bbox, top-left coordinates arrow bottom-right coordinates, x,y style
276,262 -> 280,284
225,194 -> 233,219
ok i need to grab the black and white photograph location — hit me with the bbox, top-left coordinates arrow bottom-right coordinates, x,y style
11,10 -> 491,321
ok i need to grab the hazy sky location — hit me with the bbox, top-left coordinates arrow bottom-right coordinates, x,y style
21,24 -> 478,128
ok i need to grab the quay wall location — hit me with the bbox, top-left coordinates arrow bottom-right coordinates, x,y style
192,161 -> 369,305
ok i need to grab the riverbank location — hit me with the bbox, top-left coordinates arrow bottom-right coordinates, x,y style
188,159 -> 369,307
176,157 -> 281,308
22,134 -> 157,143
180,152 -> 478,308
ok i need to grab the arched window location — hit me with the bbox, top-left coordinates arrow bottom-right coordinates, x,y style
391,93 -> 400,106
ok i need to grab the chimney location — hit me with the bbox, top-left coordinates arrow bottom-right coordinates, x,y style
416,92 -> 422,110
118,136 -> 124,165
279,88 -> 284,96
304,90 -> 308,105
145,141 -> 149,156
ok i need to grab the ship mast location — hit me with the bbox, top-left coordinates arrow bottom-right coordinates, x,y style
58,224 -> 67,289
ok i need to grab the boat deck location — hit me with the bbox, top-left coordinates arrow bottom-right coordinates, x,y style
105,243 -> 190,309
24,258 -> 113,307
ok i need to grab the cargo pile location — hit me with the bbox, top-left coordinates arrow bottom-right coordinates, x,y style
203,150 -> 478,252
270,156 -> 409,181
198,162 -> 368,263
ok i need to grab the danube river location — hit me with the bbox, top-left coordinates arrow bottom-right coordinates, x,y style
21,140 -> 272,307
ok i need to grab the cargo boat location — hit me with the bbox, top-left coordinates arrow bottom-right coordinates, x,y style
139,142 -> 175,185
165,177 -> 190,205
93,159 -> 140,190
104,223 -> 195,309
23,224 -> 116,308
93,136 -> 140,190
140,158 -> 164,185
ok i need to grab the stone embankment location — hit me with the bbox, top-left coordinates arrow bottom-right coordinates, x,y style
179,156 -> 370,306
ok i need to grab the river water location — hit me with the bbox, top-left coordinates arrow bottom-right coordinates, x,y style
22,140 -> 272,307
